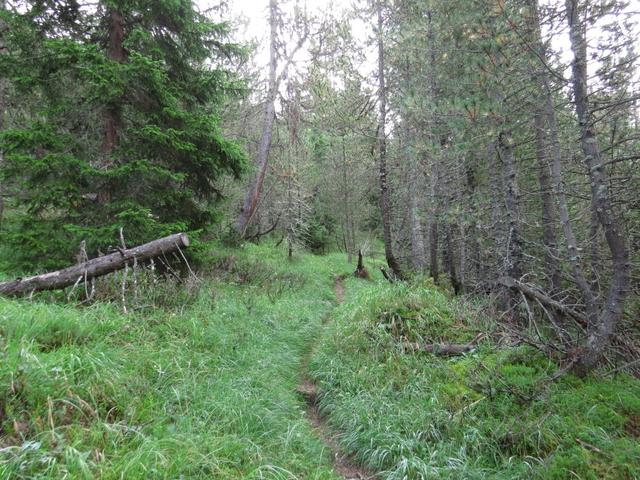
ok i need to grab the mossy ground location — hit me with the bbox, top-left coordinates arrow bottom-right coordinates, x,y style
0,243 -> 638,479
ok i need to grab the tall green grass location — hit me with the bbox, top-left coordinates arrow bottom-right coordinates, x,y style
3,242 -> 637,479
0,242 -> 353,479
310,279 -> 640,479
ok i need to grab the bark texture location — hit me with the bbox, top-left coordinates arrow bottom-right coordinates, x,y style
498,131 -> 523,282
565,0 -> 630,374
236,0 -> 278,237
99,9 -> 126,205
376,1 -> 402,279
407,143 -> 425,271
533,110 -> 561,293
0,0 -> 7,227
0,233 -> 190,296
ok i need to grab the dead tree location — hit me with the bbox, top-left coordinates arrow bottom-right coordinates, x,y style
0,233 -> 190,296
565,0 -> 630,374
236,0 -> 308,238
375,0 -> 403,279
354,249 -> 369,279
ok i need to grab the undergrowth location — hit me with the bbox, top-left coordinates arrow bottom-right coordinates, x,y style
2,242 -> 638,479
0,241 -> 352,479
309,279 -> 640,479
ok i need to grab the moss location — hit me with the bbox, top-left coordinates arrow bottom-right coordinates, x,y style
311,279 -> 640,479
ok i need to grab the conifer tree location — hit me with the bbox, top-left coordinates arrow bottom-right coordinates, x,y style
0,0 -> 246,268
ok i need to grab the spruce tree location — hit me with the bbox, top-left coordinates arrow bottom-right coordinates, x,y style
0,0 -> 246,268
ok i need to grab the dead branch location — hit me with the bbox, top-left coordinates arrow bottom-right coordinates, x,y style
498,277 -> 587,327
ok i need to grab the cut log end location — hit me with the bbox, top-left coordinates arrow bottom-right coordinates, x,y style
178,233 -> 190,248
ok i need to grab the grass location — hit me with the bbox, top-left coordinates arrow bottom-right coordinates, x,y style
309,278 -> 640,479
1,241 -> 638,479
0,241 -> 354,479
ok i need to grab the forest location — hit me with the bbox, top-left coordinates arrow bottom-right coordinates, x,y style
0,0 -> 638,478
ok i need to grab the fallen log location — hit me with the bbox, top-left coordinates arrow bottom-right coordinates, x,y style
405,342 -> 474,356
0,233 -> 190,296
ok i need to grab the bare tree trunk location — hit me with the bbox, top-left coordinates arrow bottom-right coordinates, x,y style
0,0 -> 8,227
342,138 -> 353,263
534,110 -> 561,293
528,0 -> 596,323
498,131 -> 523,282
409,185 -> 425,271
236,0 -> 278,237
376,1 -> 402,279
458,217 -> 466,293
428,163 -> 439,283
445,223 -> 461,295
98,9 -> 126,206
0,233 -> 190,296
464,161 -> 481,287
487,140 -> 504,279
565,0 -> 630,374
406,134 -> 425,271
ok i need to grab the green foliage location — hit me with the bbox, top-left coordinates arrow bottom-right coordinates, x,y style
0,241 -> 353,479
310,279 -> 640,479
0,1 -> 247,269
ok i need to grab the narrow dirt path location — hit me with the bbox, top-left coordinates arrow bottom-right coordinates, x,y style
297,275 -> 376,480
334,275 -> 345,304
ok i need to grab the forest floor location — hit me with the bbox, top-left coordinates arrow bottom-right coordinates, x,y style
0,241 -> 639,479
297,275 -> 376,480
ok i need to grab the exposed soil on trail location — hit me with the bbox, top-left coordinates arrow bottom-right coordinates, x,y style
297,275 -> 376,480
334,275 -> 345,304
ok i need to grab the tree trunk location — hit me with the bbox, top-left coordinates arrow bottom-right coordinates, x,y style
409,187 -> 425,271
236,0 -> 278,238
0,0 -> 7,227
429,210 -> 439,283
0,233 -> 190,296
428,158 -> 440,283
565,0 -> 630,374
376,1 -> 402,279
528,0 -> 596,324
342,137 -> 353,263
498,131 -> 523,282
99,8 -> 126,206
354,249 -> 369,279
534,110 -> 561,293
487,140 -> 504,279
457,218 -> 466,293
407,137 -> 425,271
445,223 -> 461,295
